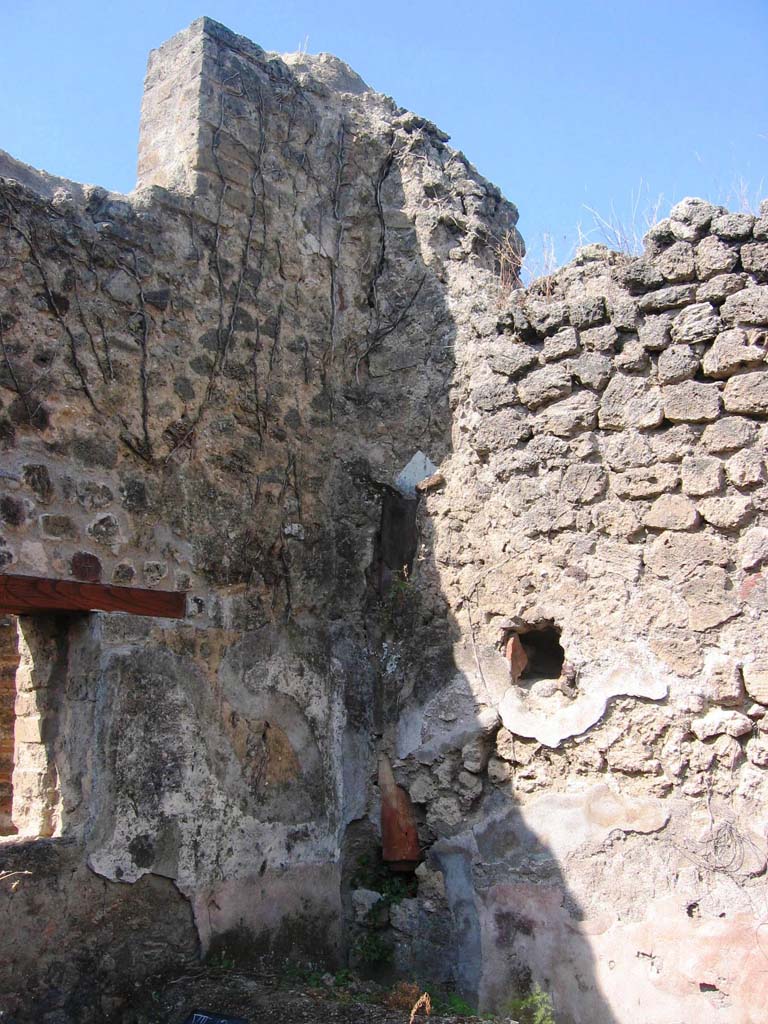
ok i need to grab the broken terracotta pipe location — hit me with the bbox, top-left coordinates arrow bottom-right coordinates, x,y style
505,632 -> 528,683
378,753 -> 422,871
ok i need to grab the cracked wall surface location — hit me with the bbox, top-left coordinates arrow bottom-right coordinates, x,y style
0,16 -> 766,1024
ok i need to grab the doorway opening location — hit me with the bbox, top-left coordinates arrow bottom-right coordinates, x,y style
0,614 -> 65,839
0,615 -> 20,835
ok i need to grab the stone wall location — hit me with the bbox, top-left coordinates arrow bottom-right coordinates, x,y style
0,836 -> 198,1018
0,17 -> 520,1021
0,16 -> 766,1024
381,198 -> 768,1023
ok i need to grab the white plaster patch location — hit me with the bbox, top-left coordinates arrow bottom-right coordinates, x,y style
515,783 -> 670,863
498,657 -> 668,747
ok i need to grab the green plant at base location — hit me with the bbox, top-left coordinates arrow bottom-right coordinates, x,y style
380,566 -> 417,631
427,989 -> 476,1017
279,962 -> 325,988
505,984 -> 556,1024
352,854 -> 417,906
208,949 -> 236,971
353,931 -> 393,966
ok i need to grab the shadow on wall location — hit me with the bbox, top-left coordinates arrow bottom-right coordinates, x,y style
325,128 -> 620,1024
358,541 -> 620,1022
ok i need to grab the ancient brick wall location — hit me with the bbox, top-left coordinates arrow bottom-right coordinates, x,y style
0,616 -> 19,833
0,16 -> 766,1024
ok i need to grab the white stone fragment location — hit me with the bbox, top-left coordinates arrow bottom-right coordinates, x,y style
394,451 -> 438,497
691,709 -> 753,741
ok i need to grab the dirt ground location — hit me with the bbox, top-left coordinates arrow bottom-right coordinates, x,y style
118,963 -> 507,1024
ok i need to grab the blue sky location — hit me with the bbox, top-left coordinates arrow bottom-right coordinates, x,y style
2,1 -> 766,272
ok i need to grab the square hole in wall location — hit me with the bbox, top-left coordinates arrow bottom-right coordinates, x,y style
502,621 -> 565,684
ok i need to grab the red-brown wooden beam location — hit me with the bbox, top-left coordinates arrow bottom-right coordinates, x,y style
0,573 -> 186,618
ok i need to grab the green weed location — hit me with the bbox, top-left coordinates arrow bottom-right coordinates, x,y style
353,931 -> 393,966
279,962 -> 325,988
352,854 -> 417,905
208,949 -> 236,971
380,567 -> 417,630
504,984 -> 556,1024
427,989 -> 476,1016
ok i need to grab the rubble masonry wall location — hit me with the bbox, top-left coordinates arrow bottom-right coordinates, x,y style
0,17 -> 766,1024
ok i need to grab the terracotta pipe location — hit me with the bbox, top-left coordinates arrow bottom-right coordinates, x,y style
505,632 -> 528,683
378,752 -> 422,871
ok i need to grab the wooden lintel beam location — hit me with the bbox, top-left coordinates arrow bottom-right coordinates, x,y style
0,573 -> 186,619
